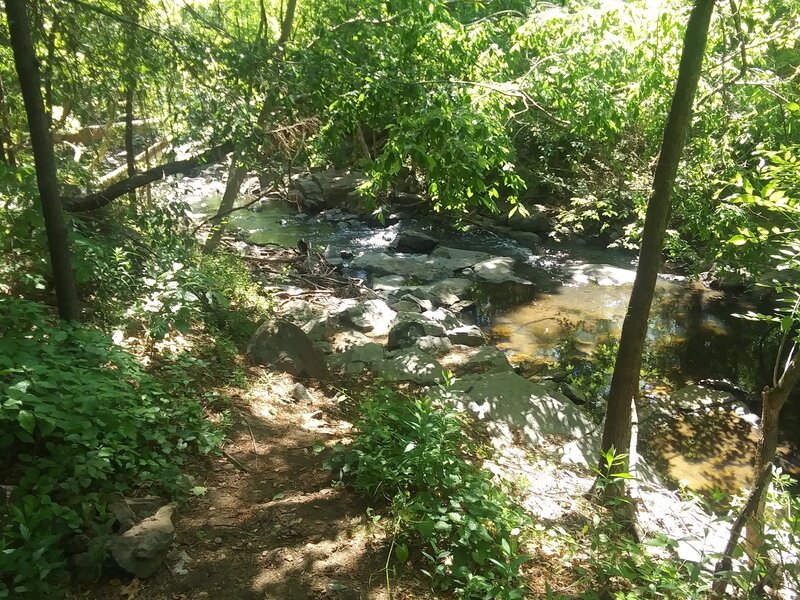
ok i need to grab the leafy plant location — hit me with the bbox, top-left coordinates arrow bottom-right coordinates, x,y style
0,298 -> 224,598
329,388 -> 530,599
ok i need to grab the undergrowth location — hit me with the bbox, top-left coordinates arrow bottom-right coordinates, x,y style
329,387 -> 531,599
0,298 -> 226,598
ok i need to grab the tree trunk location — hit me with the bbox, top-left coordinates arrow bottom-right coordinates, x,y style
123,1 -> 139,181
6,0 -> 80,321
599,0 -> 715,493
42,14 -> 60,127
745,355 -> 800,550
125,86 -> 135,177
207,0 -> 297,248
0,75 -> 16,166
204,153 -> 247,253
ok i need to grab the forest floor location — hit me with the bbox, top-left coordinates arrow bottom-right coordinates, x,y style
76,367 -> 431,600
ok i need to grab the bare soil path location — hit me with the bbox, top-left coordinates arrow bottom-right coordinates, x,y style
78,369 -> 424,600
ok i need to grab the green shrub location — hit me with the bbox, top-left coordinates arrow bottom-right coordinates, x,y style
330,388 -> 530,599
0,298 -> 223,598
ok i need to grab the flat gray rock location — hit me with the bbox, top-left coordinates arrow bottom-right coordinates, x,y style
377,348 -> 444,385
435,372 -> 600,465
472,257 -> 532,284
446,325 -> 485,346
458,346 -> 513,375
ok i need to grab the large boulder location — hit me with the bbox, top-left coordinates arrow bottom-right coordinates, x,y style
108,504 -> 176,579
352,247 -> 492,281
414,335 -> 452,357
390,231 -> 439,253
435,372 -> 600,465
247,318 -> 329,379
428,246 -> 492,270
505,205 -> 551,234
312,170 -> 368,208
446,325 -> 485,346
509,231 -> 541,251
372,274 -> 407,292
341,299 -> 396,335
289,174 -> 325,213
329,342 -> 385,376
421,307 -> 461,330
376,348 -> 444,385
568,263 -> 637,286
471,257 -> 532,285
351,252 -> 447,280
387,313 -> 446,350
458,346 -> 512,375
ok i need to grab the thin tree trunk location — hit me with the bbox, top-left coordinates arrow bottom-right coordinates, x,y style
6,0 -> 80,321
125,87 -> 136,177
204,152 -> 247,253
0,75 -> 16,166
745,354 -> 800,550
42,14 -> 60,127
599,0 -> 715,494
208,0 -> 297,246
712,463 -> 774,597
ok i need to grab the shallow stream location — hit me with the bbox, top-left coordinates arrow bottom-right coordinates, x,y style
187,188 -> 798,495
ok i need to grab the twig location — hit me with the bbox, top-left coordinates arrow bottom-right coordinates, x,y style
241,414 -> 259,460
222,449 -> 251,473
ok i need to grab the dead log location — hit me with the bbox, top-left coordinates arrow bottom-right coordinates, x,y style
64,141 -> 233,213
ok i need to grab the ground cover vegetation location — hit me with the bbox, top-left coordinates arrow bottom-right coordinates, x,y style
1,0 -> 800,597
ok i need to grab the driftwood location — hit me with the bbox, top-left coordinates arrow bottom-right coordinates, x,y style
64,141 -> 233,212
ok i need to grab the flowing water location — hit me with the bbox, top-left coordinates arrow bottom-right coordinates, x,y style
187,189 -> 799,495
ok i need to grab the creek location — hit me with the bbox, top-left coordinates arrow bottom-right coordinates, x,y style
186,184 -> 799,496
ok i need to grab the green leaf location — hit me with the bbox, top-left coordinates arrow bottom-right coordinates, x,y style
728,234 -> 748,246
394,542 -> 409,563
416,520 -> 435,538
17,410 -> 35,434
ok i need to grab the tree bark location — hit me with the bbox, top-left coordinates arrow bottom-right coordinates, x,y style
204,152 -> 247,253
64,141 -> 234,212
599,0 -> 715,492
0,75 -> 16,166
745,354 -> 800,550
6,0 -> 80,321
125,87 -> 135,177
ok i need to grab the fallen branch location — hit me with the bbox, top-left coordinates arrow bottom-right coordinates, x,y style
64,141 -> 234,212
98,139 -> 171,186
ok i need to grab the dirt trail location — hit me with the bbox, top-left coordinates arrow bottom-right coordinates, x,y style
81,369 -> 416,600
